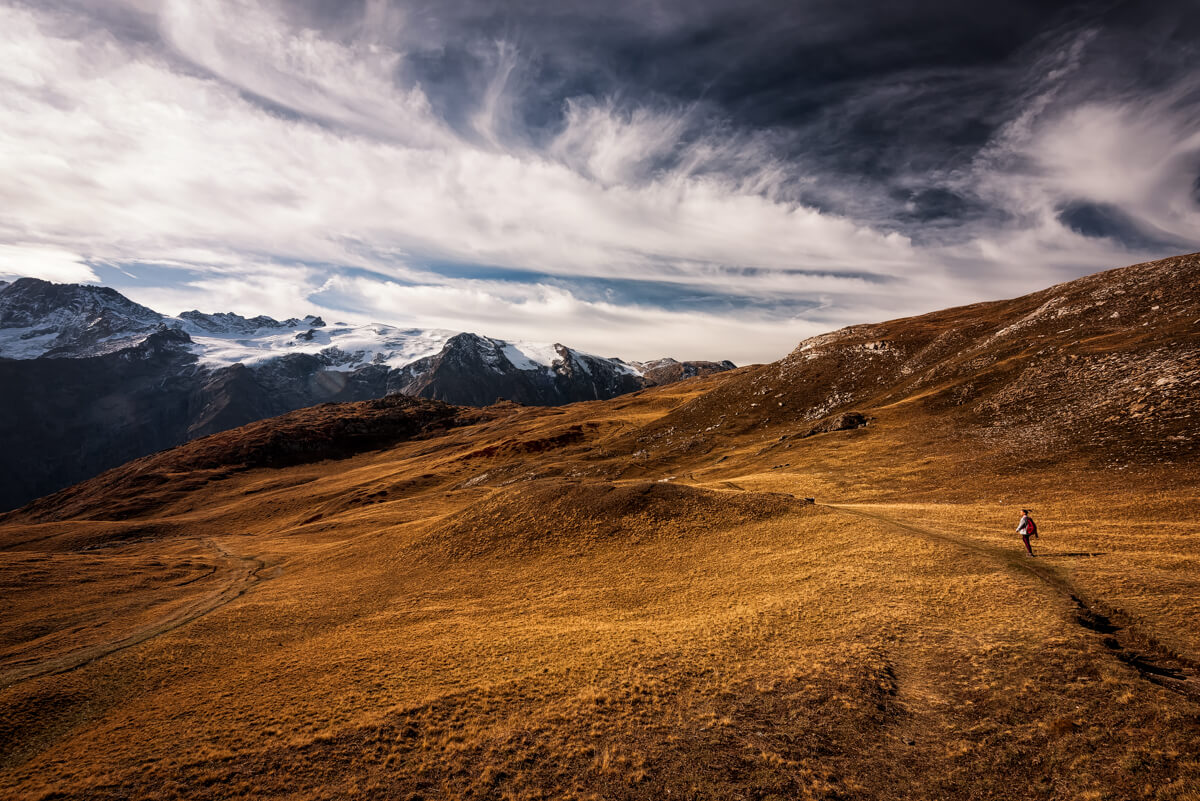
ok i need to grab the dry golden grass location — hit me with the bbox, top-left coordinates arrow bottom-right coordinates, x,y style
3,254 -> 1200,799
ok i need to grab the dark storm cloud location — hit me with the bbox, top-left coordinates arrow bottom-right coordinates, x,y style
301,0 -> 1078,168
1056,201 -> 1193,252
289,0 -> 1199,230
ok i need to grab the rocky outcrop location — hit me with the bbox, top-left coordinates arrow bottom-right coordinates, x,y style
804,411 -> 871,437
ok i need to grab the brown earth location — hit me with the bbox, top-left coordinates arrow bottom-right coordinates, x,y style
1,254 -> 1199,800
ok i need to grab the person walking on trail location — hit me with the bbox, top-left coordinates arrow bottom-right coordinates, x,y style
1016,509 -> 1038,557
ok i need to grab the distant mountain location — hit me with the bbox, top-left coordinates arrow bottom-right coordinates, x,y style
0,277 -> 735,510
0,278 -> 460,366
389,333 -> 643,406
633,357 -> 739,387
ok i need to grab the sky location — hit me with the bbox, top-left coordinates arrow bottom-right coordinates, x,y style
0,0 -> 1198,364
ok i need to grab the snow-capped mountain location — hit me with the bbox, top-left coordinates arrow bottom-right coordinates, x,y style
173,311 -> 458,371
0,278 -> 460,367
0,277 -> 164,358
0,277 -> 736,510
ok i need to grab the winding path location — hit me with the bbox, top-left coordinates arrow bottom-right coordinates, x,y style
824,503 -> 1200,703
0,540 -> 264,688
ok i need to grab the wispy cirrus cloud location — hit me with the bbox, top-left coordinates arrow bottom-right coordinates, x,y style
1,0 -> 1197,361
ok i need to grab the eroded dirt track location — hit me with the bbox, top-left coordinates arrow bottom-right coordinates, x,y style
0,540 -> 264,688
826,503 -> 1200,703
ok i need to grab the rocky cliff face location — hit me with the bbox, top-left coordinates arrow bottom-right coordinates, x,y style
0,279 -> 735,509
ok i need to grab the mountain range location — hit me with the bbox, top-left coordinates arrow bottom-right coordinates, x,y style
0,278 -> 734,510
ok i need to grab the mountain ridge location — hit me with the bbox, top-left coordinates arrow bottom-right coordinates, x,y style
0,277 -> 735,510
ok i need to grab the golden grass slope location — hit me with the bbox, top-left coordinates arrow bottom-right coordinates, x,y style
1,254 -> 1199,800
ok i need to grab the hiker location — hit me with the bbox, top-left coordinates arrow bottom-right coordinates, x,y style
1016,509 -> 1038,557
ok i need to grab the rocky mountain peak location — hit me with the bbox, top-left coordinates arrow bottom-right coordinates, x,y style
0,277 -> 161,328
632,357 -> 738,386
177,310 -> 302,335
0,277 -> 165,358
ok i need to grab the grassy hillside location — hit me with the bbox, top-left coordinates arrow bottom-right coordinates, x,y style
1,255 -> 1198,800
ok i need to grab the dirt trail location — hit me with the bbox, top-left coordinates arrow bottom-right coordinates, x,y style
0,539 -> 264,689
825,503 -> 1200,703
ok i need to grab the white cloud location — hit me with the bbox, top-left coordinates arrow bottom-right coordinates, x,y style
0,244 -> 97,283
964,29 -> 1200,262
1011,100 -> 1200,242
157,0 -> 446,147
117,262 -> 328,322
551,99 -> 695,186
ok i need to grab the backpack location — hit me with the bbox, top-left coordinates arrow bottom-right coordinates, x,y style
1025,516 -> 1038,537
